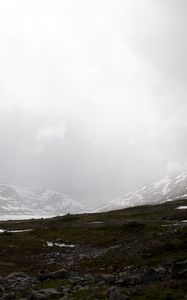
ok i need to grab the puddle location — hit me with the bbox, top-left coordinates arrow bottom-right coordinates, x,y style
9,229 -> 33,233
0,229 -> 33,233
90,221 -> 104,224
47,241 -> 75,248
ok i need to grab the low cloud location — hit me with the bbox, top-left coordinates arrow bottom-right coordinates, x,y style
166,161 -> 187,175
0,101 -> 12,112
0,1 -> 187,207
36,121 -> 66,152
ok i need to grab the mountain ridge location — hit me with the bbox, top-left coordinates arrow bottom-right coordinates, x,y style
96,172 -> 187,212
0,184 -> 88,217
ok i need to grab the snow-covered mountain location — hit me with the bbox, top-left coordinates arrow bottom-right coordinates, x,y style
97,172 -> 187,212
0,184 -> 88,218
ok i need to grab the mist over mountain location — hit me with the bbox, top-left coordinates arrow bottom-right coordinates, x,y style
1,171 -> 187,219
97,172 -> 187,212
0,1 -> 187,208
0,184 -> 88,219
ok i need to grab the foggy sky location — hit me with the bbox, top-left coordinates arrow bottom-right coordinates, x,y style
0,0 -> 187,208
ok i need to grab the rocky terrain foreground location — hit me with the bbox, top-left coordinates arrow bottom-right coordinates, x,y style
0,199 -> 186,299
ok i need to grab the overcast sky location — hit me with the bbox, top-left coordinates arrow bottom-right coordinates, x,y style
0,0 -> 187,208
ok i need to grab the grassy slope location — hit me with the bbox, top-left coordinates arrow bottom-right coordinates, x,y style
0,199 -> 186,299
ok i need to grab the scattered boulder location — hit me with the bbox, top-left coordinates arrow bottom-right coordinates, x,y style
57,286 -> 71,297
142,268 -> 161,283
27,288 -> 60,300
0,276 -> 4,285
172,260 -> 187,279
2,292 -> 16,300
0,284 -> 5,294
83,274 -> 94,283
94,274 -> 115,285
101,274 -> 116,285
49,269 -> 71,280
162,258 -> 176,267
5,272 -> 37,289
37,269 -> 50,282
154,267 -> 166,277
117,272 -> 142,286
173,268 -> 187,279
108,287 -> 131,300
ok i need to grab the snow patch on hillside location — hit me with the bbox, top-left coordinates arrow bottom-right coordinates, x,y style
0,184 -> 89,219
96,172 -> 187,212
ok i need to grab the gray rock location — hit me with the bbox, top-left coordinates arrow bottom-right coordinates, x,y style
2,293 -> 16,300
26,291 -> 46,300
0,284 -> 5,294
94,275 -> 104,284
142,269 -> 160,283
94,274 -> 115,285
118,273 -> 142,286
154,267 -> 166,276
75,285 -> 89,291
27,288 -> 60,300
173,268 -> 187,279
83,274 -> 94,283
5,272 -> 35,288
162,259 -> 176,266
57,286 -> 71,296
173,260 -> 187,272
101,274 -> 116,285
95,281 -> 105,287
37,271 -> 50,282
172,260 -> 187,275
108,287 -> 130,300
49,269 -> 71,280
6,272 -> 29,281
172,260 -> 187,279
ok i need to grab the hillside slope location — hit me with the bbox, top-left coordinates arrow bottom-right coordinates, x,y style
97,172 -> 187,212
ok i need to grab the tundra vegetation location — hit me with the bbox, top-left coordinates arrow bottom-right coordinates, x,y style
0,199 -> 186,299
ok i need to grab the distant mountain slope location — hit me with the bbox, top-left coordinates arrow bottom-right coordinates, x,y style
97,172 -> 187,212
0,184 -> 88,217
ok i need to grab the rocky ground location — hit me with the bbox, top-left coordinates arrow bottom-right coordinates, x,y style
0,199 -> 186,299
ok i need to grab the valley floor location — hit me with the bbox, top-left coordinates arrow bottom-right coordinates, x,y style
0,199 -> 186,299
